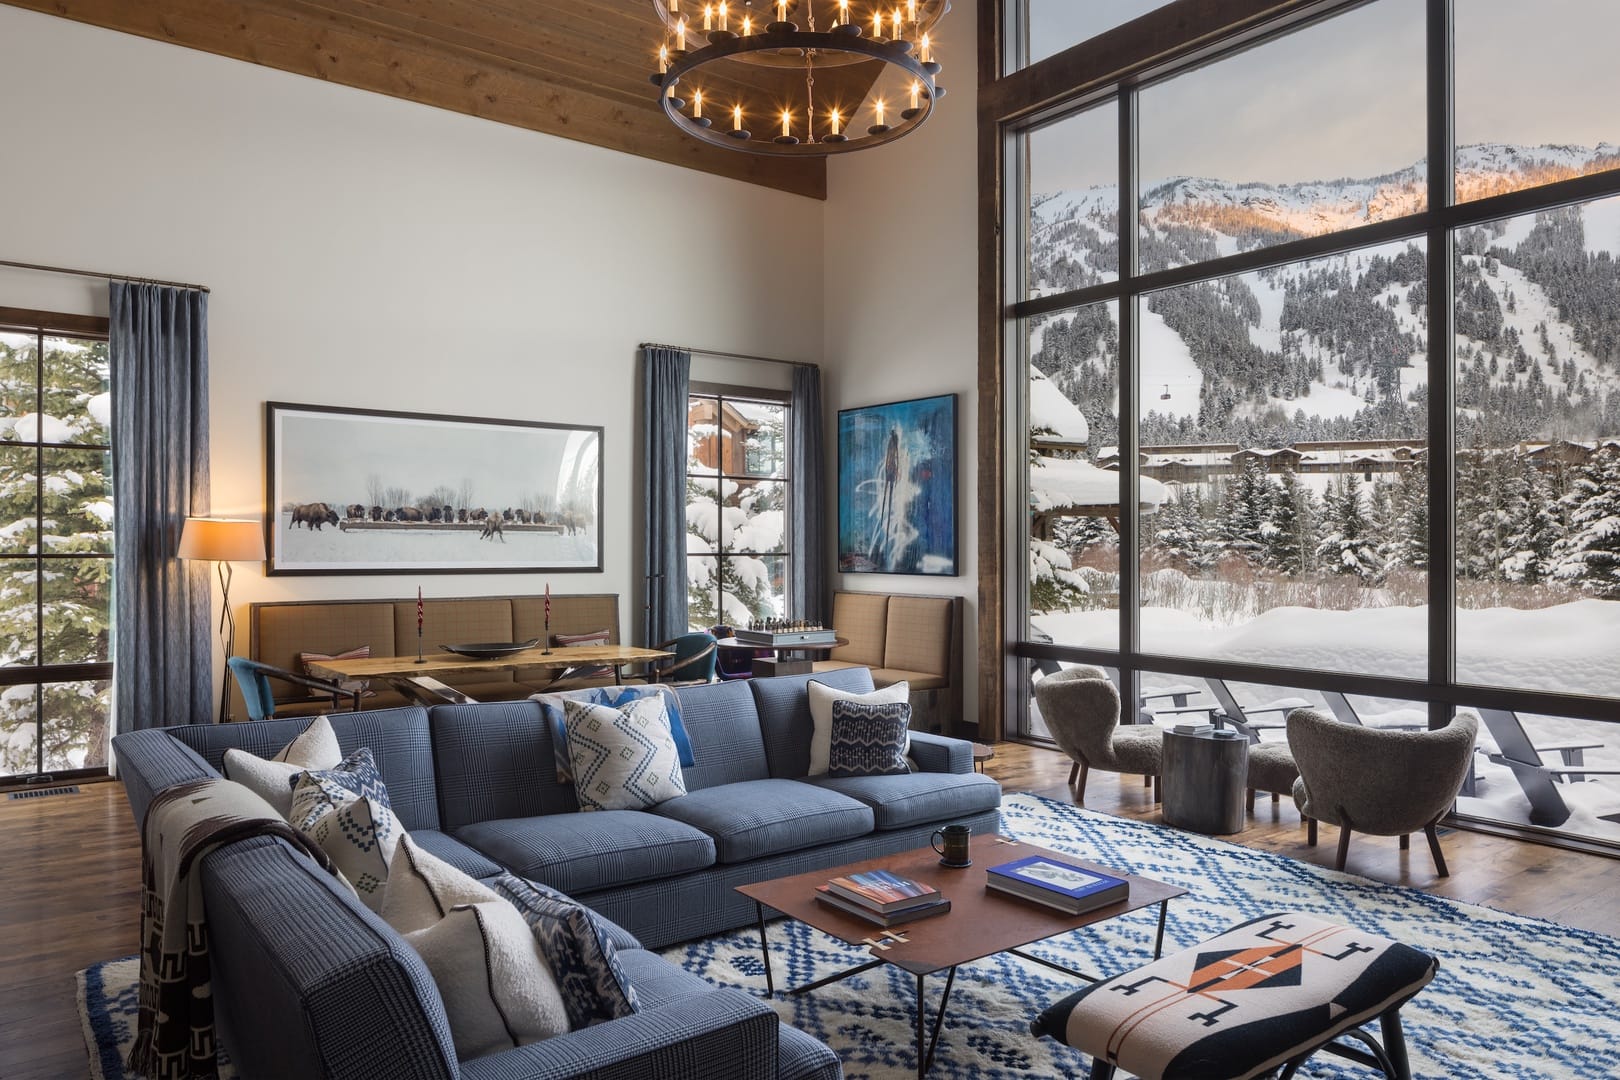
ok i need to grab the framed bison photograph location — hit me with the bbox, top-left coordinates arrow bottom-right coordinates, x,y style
265,402 -> 603,575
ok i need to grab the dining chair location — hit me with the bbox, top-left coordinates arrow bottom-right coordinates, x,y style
226,656 -> 363,722
645,631 -> 719,685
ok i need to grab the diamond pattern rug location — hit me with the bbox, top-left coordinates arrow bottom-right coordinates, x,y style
661,793 -> 1620,1079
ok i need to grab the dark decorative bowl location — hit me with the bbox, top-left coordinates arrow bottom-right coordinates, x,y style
438,639 -> 541,660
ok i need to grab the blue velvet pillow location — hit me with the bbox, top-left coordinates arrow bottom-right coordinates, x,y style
827,699 -> 912,778
533,684 -> 695,783
493,874 -> 639,1030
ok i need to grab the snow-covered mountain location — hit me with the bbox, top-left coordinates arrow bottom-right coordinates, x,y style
1028,143 -> 1620,448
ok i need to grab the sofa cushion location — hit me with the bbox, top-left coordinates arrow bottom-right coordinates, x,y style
882,595 -> 953,677
828,592 -> 888,667
494,874 -> 640,1030
453,811 -> 716,895
534,685 -> 696,785
431,701 -> 578,829
671,680 -> 771,790
651,779 -> 873,863
750,667 -> 877,779
802,772 -> 1002,830
869,667 -> 949,692
827,700 -> 912,778
409,828 -> 506,880
563,697 -> 688,812
169,707 -> 442,831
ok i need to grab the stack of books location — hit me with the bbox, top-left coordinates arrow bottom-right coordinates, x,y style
815,869 -> 951,927
984,854 -> 1129,915
1173,721 -> 1215,734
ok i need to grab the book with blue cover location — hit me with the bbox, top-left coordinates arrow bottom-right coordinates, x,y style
984,855 -> 1129,914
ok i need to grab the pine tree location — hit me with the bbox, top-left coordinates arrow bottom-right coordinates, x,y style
1315,475 -> 1381,580
1221,460 -> 1275,566
1263,468 -> 1316,574
1551,450 -> 1620,598
1150,489 -> 1208,570
1382,464 -> 1430,573
1502,463 -> 1560,586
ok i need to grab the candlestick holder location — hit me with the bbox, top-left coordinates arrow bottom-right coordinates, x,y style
416,625 -> 425,663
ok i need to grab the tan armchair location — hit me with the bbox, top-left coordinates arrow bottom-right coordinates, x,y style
1288,708 -> 1479,877
1032,666 -> 1163,802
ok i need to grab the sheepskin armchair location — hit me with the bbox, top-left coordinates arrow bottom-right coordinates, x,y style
1033,666 -> 1163,802
1288,707 -> 1479,877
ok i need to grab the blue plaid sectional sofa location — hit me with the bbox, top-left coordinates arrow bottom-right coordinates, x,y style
112,667 -> 1003,1080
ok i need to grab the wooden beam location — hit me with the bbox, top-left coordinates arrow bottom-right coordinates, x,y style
4,0 -> 828,198
975,0 -> 1003,741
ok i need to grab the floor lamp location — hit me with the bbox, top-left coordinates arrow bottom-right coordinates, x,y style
178,518 -> 266,723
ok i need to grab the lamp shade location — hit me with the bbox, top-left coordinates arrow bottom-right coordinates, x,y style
177,518 -> 266,562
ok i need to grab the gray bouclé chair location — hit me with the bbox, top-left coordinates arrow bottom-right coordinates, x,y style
1033,666 -> 1163,802
1288,707 -> 1480,877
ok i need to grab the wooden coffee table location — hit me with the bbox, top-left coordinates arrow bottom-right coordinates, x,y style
736,833 -> 1185,1078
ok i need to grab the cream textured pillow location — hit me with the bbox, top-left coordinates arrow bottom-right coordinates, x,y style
221,715 -> 342,818
806,680 -> 910,776
563,697 -> 687,811
384,836 -> 569,1058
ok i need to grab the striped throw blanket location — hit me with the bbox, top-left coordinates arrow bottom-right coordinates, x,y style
126,777 -> 333,1080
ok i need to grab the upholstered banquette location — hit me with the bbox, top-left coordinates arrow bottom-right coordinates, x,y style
813,590 -> 963,734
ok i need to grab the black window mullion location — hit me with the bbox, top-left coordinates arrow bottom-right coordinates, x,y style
1117,86 -> 1142,715
1426,0 -> 1456,729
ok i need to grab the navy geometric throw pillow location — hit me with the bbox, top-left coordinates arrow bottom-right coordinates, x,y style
827,699 -> 912,778
493,874 -> 639,1030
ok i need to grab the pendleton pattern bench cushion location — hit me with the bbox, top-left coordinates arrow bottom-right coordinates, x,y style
1033,911 -> 1437,1080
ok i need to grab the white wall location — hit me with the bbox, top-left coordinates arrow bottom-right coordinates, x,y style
0,5 -> 824,711
823,0 -> 983,727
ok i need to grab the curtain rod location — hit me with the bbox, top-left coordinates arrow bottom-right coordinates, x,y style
640,342 -> 815,369
0,258 -> 211,294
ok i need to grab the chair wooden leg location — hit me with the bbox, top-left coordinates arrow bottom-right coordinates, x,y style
1399,833 -> 1410,851
1076,762 -> 1089,802
1307,817 -> 1317,846
1272,792 -> 1281,803
1087,1059 -> 1117,1080
1424,823 -> 1450,877
1246,788 -> 1256,812
1143,775 -> 1151,787
1380,1004 -> 1414,1080
1152,774 -> 1161,803
1067,761 -> 1079,786
1335,826 -> 1352,871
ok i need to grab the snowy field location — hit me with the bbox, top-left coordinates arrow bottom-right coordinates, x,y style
1029,600 -> 1620,842
276,516 -> 597,571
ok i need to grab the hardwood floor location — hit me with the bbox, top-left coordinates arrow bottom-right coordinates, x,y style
2,743 -> 1617,1078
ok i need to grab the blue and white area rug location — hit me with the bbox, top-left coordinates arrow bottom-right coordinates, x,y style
78,793 -> 1618,1078
663,793 -> 1620,1079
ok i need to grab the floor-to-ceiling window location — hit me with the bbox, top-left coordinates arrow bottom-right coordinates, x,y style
1001,0 -> 1620,849
685,387 -> 793,631
0,309 -> 113,783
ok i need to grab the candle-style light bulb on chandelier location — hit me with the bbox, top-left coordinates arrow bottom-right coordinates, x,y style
649,0 -> 948,156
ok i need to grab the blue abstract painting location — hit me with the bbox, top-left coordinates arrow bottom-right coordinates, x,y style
837,394 -> 957,575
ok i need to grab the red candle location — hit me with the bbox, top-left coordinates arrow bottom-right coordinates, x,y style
417,586 -> 424,631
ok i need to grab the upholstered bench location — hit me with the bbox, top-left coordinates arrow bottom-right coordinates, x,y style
1032,911 -> 1437,1080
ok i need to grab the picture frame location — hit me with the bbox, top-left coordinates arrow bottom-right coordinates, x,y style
265,401 -> 603,575
837,393 -> 958,576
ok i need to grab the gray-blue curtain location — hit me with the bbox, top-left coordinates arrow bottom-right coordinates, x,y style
111,282 -> 212,732
642,346 -> 690,646
790,363 -> 828,623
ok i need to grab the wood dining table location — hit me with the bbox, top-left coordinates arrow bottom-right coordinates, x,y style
303,643 -> 673,686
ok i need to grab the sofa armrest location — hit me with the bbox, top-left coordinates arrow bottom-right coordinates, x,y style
909,731 -> 972,774
458,988 -> 778,1080
111,727 -> 218,829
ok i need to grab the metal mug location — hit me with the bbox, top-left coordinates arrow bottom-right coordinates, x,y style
931,823 -> 972,866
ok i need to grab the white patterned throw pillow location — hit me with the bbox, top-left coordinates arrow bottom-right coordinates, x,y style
493,874 -> 639,1030
289,747 -> 399,911
383,838 -> 569,1058
806,679 -> 910,776
562,696 -> 687,812
222,715 -> 342,818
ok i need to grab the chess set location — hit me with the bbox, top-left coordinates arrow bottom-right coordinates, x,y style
733,620 -> 838,647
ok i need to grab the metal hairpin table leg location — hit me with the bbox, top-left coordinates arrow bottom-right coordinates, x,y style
754,901 -> 774,995
1153,898 -> 1170,958
915,966 -> 958,1078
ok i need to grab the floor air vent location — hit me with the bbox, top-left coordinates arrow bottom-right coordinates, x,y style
8,785 -> 81,800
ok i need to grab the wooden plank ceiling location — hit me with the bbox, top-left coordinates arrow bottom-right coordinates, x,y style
5,0 -> 902,199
